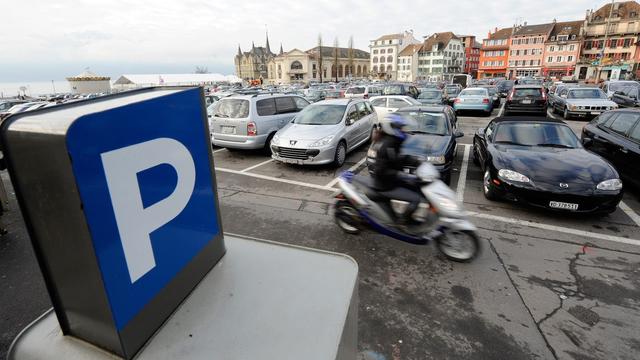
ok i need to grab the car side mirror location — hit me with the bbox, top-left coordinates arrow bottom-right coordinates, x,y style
477,127 -> 485,136
582,137 -> 592,146
346,118 -> 355,126
454,130 -> 464,138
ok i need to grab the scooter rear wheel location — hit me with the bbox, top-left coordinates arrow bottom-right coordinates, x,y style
436,230 -> 480,262
334,200 -> 362,234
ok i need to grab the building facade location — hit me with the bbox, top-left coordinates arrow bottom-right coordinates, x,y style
234,34 -> 276,82
66,70 -> 111,94
459,35 -> 481,78
397,44 -> 421,82
542,21 -> 583,79
478,27 -> 512,78
507,23 -> 555,78
369,31 -> 419,80
266,46 -> 369,85
577,1 -> 640,81
416,32 -> 465,81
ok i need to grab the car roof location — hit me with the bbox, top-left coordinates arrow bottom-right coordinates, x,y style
316,98 -> 359,105
398,105 -> 446,113
491,116 -> 566,124
224,93 -> 295,100
513,85 -> 544,89
370,95 -> 414,99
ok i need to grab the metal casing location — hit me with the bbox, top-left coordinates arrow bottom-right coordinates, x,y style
1,87 -> 225,359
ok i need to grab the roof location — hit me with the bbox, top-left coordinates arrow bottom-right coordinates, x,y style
591,1 -> 640,21
316,98 -> 359,105
306,46 -> 369,59
548,20 -> 583,40
491,116 -> 565,124
487,27 -> 513,40
113,74 -> 242,85
398,105 -> 447,113
422,32 -> 459,52
66,70 -> 110,81
513,84 -> 545,88
512,23 -> 555,37
374,33 -> 404,42
399,44 -> 421,57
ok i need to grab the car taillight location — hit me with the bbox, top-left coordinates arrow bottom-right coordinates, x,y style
364,93 -> 369,99
482,98 -> 490,104
247,122 -> 257,136
541,91 -> 547,101
506,90 -> 514,101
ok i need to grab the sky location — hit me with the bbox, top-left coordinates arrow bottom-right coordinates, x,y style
0,0 -> 606,82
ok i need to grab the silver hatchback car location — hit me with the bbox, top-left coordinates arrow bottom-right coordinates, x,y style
271,99 -> 376,167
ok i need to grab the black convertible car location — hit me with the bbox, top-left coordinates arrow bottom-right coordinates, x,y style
367,106 -> 462,184
473,116 -> 623,214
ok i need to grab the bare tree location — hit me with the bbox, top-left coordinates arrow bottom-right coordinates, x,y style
194,66 -> 209,74
317,33 -> 324,83
347,35 -> 354,81
333,37 -> 339,82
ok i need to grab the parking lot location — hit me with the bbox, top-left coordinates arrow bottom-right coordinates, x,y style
2,104 -> 640,359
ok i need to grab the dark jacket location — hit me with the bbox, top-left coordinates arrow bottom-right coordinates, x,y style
371,132 -> 418,190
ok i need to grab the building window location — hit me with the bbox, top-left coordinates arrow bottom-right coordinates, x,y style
569,44 -> 575,51
567,55 -> 573,62
388,48 -> 393,53
610,39 -> 618,49
372,65 -> 378,72
387,55 -> 393,63
523,49 -> 528,55
380,49 -> 386,54
556,56 -> 562,62
372,57 -> 378,63
290,61 -> 303,70
388,40 -> 392,44
559,45 -> 565,51
550,46 -> 555,52
548,56 -> 553,63
624,38 -> 632,47
373,49 -> 378,54
558,35 -> 568,41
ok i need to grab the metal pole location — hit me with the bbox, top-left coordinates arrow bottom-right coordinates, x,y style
596,0 -> 615,82
51,80 -> 56,94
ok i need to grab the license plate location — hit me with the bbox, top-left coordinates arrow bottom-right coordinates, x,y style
549,201 -> 579,211
590,111 -> 601,115
281,158 -> 304,165
221,126 -> 235,134
521,99 -> 532,104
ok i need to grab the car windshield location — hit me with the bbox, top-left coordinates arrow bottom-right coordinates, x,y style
514,88 -> 542,97
383,85 -> 404,95
520,79 -> 543,85
445,87 -> 460,94
293,104 -> 346,125
418,91 -> 441,99
609,82 -> 639,92
401,112 -> 449,135
460,89 -> 487,96
346,87 -> 365,94
568,89 -> 606,99
493,122 -> 580,148
485,87 -> 497,95
213,99 -> 249,118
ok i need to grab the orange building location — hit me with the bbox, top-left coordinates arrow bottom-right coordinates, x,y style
478,27 -> 512,78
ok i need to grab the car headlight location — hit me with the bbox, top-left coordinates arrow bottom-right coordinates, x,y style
596,179 -> 622,191
427,155 -> 446,165
309,135 -> 335,147
569,104 -> 577,111
271,134 -> 280,145
498,169 -> 530,183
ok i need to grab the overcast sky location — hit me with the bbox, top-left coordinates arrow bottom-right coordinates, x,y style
1,0 -> 603,81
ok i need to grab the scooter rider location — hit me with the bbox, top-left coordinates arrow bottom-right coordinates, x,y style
370,113 -> 423,226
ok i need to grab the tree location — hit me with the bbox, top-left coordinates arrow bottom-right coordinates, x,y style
333,37 -> 339,82
347,35 -> 354,80
194,66 -> 209,74
317,34 -> 324,83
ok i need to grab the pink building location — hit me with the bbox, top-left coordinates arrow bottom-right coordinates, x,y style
507,23 -> 555,78
542,21 -> 583,79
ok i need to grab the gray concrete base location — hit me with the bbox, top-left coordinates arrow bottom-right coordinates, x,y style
8,235 -> 359,360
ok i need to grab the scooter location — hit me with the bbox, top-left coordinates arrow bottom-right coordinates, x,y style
334,162 -> 480,262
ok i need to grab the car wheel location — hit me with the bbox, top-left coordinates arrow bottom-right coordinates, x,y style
263,133 -> 275,155
472,145 -> 480,166
563,107 -> 571,120
333,141 -> 347,167
483,169 -> 498,201
442,170 -> 451,185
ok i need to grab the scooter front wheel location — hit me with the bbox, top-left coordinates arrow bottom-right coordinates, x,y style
436,230 -> 480,262
334,200 -> 362,234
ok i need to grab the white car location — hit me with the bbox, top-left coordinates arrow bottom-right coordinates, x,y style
344,85 -> 382,99
369,95 -> 421,123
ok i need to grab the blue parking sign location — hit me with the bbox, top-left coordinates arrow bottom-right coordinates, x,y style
2,87 -> 225,359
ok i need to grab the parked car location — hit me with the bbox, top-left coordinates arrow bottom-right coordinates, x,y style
453,87 -> 494,115
305,90 -> 326,103
551,87 -> 617,120
270,99 -> 375,167
444,84 -> 462,105
548,83 -> 580,108
369,95 -> 421,123
344,85 -> 381,99
611,86 -> 640,108
0,99 -> 27,112
367,106 -> 462,184
473,117 -> 623,214
518,78 -> 543,86
479,86 -> 501,107
210,94 -> 310,151
599,80 -> 640,99
504,85 -> 547,116
416,89 -> 447,105
382,83 -> 420,99
581,109 -> 640,189
496,80 -> 515,97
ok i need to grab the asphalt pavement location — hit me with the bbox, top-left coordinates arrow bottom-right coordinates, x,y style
1,102 -> 640,359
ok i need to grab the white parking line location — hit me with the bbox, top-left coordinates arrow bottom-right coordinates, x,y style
497,102 -> 505,117
325,156 -> 368,188
468,211 -> 640,247
619,201 -> 640,227
240,159 -> 273,173
212,148 -> 227,154
456,145 -> 471,202
216,167 -> 335,191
